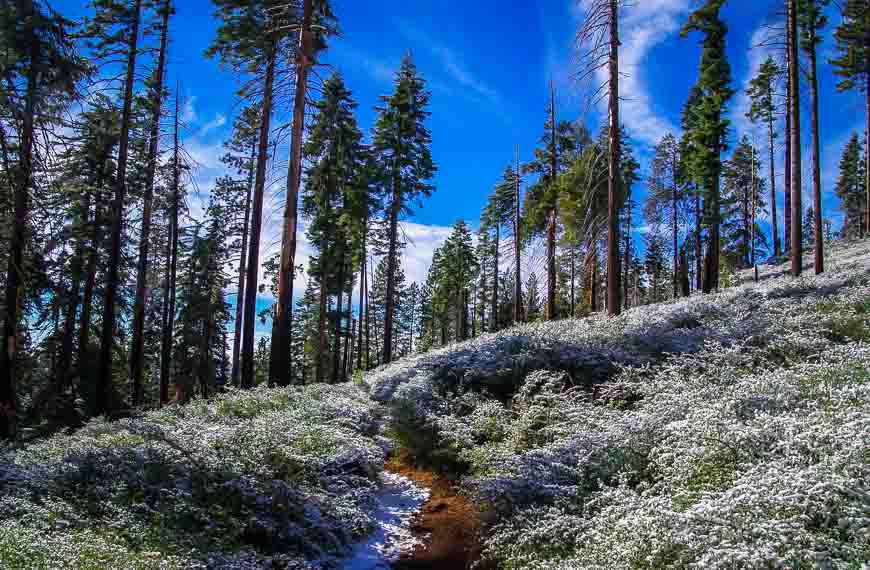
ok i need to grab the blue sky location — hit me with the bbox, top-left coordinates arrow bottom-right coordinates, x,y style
57,0 -> 868,294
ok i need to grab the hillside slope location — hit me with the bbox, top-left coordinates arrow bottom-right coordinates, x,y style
368,239 -> 870,569
0,239 -> 867,569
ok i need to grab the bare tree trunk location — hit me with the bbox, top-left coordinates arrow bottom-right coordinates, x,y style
1,6 -> 38,438
672,153 -> 679,299
356,227 -> 366,371
240,46 -> 277,389
231,143 -> 256,387
866,65 -> 869,236
383,186 -> 400,364
514,146 -> 523,324
364,256 -> 371,369
131,0 -> 171,407
316,273 -> 328,382
624,210 -> 631,308
491,223 -> 499,331
332,249 -> 345,383
606,0 -> 621,316
342,293 -> 351,381
694,191 -> 701,291
767,99 -> 780,257
784,15 -> 793,254
159,89 -> 182,406
96,0 -> 143,417
546,81 -> 557,321
807,32 -> 823,274
571,245 -> 577,314
788,0 -> 802,277
271,0 -> 314,386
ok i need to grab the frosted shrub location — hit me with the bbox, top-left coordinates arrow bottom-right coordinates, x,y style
0,384 -> 387,568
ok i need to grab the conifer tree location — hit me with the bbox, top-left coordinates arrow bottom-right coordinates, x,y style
680,0 -> 734,293
835,133 -> 867,237
831,0 -> 870,235
647,134 -> 685,298
371,54 -> 435,364
525,272 -> 542,322
746,56 -> 784,257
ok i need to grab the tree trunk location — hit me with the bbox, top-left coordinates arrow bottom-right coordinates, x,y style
58,190 -> 91,388
159,89 -> 182,406
571,245 -> 577,315
332,249 -> 345,383
342,292 -> 351,380
767,100 -> 780,257
130,0 -> 170,407
231,143 -> 256,387
356,227 -> 366,371
546,81 -> 557,321
866,64 -> 869,236
240,46 -> 277,389
624,211 -> 631,308
316,273 -> 328,382
788,0 -> 802,277
364,257 -> 371,369
1,7 -> 38,438
491,224 -> 499,331
606,0 -> 621,316
808,34 -> 823,274
694,190 -> 701,291
271,0 -> 314,387
96,0 -> 143,416
383,185 -> 400,365
784,15 -> 793,254
514,146 -> 522,324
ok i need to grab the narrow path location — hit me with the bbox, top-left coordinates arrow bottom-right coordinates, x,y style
386,456 -> 492,570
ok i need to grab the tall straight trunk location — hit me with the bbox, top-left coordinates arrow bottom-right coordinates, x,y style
589,247 -> 598,312
606,0 -> 621,316
316,273 -> 328,382
96,0 -> 143,416
159,90 -> 182,406
240,46 -> 277,389
58,190 -> 91,387
383,186 -> 400,364
356,227 -> 366,371
130,0 -> 170,406
788,0 -> 802,277
571,246 -> 577,314
546,81 -> 557,321
694,190 -> 702,291
470,283 -> 476,338
460,288 -> 469,340
364,257 -> 371,369
751,143 -> 759,280
231,143 -> 256,386
332,250 -> 345,383
272,0 -> 314,386
807,33 -> 823,274
491,224 -> 499,331
784,17 -> 793,254
342,292 -> 351,380
672,155 -> 679,299
767,92 -> 780,257
624,212 -> 631,308
866,78 -> 870,235
1,7 -> 38,438
742,178 -> 750,267
514,146 -> 522,323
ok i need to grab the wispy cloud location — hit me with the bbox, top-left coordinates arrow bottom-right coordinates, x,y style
731,23 -> 781,142
395,19 -> 504,108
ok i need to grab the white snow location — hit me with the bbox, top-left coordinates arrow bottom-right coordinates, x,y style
343,471 -> 430,569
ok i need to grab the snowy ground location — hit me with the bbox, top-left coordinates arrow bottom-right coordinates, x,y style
343,471 -> 429,569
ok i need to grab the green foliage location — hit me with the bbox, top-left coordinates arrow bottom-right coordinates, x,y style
834,133 -> 867,237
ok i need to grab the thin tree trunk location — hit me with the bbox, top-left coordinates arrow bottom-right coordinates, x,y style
788,0 -> 802,277
332,249 -> 345,383
241,46 -> 277,389
316,272 -> 328,382
364,256 -> 371,369
58,190 -> 90,388
130,0 -> 170,407
231,143 -> 256,387
751,143 -> 759,281
383,186 -> 400,364
356,227 -> 366,371
866,65 -> 869,236
624,211 -> 631,308
606,0 -> 621,316
491,223 -> 499,331
96,0 -> 143,416
694,190 -> 701,291
808,32 -> 823,274
546,81 -> 557,321
271,0 -> 314,386
1,6 -> 38,438
159,89 -> 182,406
767,100 -> 780,257
672,154 -> 679,299
514,146 -> 522,323
342,291 -> 351,381
784,16 -> 793,254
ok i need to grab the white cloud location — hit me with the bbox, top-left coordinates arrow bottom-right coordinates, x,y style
199,113 -> 227,136
731,24 -> 780,142
182,95 -> 198,123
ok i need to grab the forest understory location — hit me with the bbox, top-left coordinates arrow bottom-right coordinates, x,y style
1,238 -> 868,569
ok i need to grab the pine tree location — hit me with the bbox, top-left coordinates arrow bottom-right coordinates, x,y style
834,133 -> 867,237
525,272 -> 542,322
722,137 -> 769,267
746,56 -> 784,257
831,0 -> 870,235
680,0 -> 734,293
802,206 -> 816,248
371,53 -> 435,364
647,134 -> 686,299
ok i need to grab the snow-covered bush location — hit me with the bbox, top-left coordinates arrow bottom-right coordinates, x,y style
368,239 -> 870,568
0,384 -> 386,569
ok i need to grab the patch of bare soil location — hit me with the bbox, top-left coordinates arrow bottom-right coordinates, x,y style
386,455 -> 495,570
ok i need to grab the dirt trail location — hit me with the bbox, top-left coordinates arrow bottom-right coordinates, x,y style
386,456 -> 494,570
